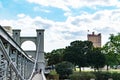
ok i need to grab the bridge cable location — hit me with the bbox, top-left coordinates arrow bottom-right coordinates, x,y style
28,33 -> 42,80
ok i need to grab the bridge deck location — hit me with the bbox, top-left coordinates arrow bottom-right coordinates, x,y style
32,71 -> 46,80
32,73 -> 42,80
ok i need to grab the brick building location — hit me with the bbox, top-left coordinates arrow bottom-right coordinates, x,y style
87,32 -> 101,47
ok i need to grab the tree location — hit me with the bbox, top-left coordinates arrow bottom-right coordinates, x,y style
102,42 -> 119,70
87,48 -> 106,71
46,48 -> 65,66
63,40 -> 93,71
102,33 -> 120,70
109,33 -> 120,54
55,61 -> 73,79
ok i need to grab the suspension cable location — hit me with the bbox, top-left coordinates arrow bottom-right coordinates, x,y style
28,34 -> 41,80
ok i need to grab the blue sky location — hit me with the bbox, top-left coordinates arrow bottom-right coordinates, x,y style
0,0 -> 120,52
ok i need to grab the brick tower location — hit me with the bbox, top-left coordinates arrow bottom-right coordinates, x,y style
87,32 -> 101,47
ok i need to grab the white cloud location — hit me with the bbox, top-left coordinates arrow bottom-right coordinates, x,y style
33,6 -> 51,13
27,0 -> 120,11
27,0 -> 70,11
1,8 -> 120,52
17,13 -> 26,18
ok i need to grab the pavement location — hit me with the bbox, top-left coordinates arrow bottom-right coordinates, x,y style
32,71 -> 46,80
32,73 -> 42,80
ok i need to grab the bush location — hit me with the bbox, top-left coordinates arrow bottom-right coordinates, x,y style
69,72 -> 81,80
49,70 -> 57,75
69,71 -> 120,80
112,72 -> 120,80
93,72 -> 112,80
69,72 -> 96,80
55,61 -> 73,79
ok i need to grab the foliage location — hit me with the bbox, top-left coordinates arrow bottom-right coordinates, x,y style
63,40 -> 93,71
93,48 -> 106,70
46,48 -> 65,66
49,70 -> 57,75
93,72 -> 120,80
93,72 -> 112,80
70,71 -> 120,80
102,33 -> 120,69
109,33 -> 120,54
112,72 -> 120,80
87,48 -> 106,70
69,72 -> 96,80
48,70 -> 59,80
55,61 -> 73,79
102,42 -> 119,69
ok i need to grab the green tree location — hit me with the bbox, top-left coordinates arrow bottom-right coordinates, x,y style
102,42 -> 119,70
46,48 -> 65,66
109,33 -> 120,54
102,33 -> 120,70
55,61 -> 73,79
87,48 -> 106,71
63,40 -> 93,71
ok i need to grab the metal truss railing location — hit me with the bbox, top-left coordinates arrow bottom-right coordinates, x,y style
0,26 -> 46,80
0,60 -> 7,80
0,38 -> 25,80
0,26 -> 34,80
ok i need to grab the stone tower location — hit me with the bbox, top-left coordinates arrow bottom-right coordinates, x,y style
87,32 -> 101,47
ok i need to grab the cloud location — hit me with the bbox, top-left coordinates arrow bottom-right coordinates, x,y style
17,13 -> 26,18
27,0 -> 70,11
33,6 -> 51,13
1,8 -> 120,52
26,0 -> 120,11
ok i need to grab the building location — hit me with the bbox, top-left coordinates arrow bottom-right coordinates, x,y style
87,32 -> 101,47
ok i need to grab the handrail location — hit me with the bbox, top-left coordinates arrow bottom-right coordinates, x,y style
0,26 -> 34,62
0,39 -> 24,80
0,26 -> 46,80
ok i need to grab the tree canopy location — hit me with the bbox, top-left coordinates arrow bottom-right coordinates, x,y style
87,48 -> 106,70
46,48 -> 65,66
63,40 -> 93,71
102,33 -> 120,69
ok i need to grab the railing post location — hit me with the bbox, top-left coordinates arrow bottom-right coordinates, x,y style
22,57 -> 25,78
24,59 -> 28,79
3,61 -> 8,80
4,43 -> 11,80
10,50 -> 16,80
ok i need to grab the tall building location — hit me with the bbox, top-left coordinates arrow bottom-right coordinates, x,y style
87,32 -> 101,47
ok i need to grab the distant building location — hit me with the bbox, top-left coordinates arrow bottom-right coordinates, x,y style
87,32 -> 101,47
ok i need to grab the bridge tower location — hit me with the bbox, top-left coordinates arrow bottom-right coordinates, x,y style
12,29 -> 45,71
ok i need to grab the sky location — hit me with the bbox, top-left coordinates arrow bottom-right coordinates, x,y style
0,0 -> 120,52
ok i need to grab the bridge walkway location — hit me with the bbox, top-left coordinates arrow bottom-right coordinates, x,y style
32,70 -> 46,80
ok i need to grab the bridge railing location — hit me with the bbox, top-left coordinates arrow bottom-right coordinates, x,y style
0,26 -> 36,80
0,60 -> 7,80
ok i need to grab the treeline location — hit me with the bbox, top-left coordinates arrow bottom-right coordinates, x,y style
45,33 -> 120,71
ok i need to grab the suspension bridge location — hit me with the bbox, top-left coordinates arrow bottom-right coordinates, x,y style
0,26 -> 46,80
